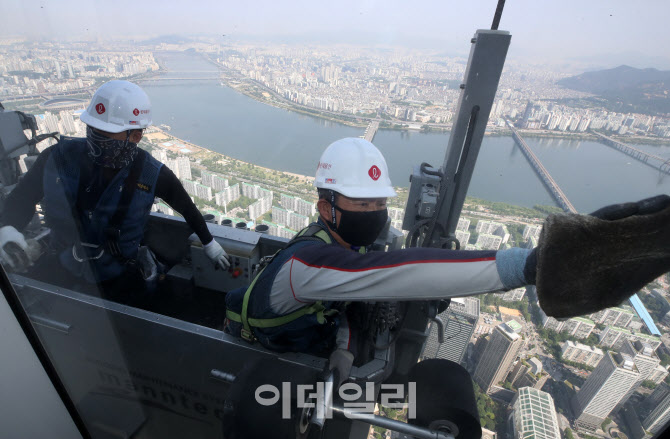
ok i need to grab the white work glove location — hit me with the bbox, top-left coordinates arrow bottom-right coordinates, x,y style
328,348 -> 354,386
0,225 -> 30,270
204,239 -> 231,270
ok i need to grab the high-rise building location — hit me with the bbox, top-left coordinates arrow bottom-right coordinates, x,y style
59,111 -> 76,134
540,310 -> 595,340
648,365 -> 669,384
644,381 -> 670,411
574,352 -> 640,430
474,322 -> 523,392
522,224 -> 542,242
562,317 -> 596,339
510,387 -> 561,439
619,340 -> 661,405
476,220 -> 504,235
41,112 -> 60,133
272,206 -> 289,226
181,179 -> 196,197
558,116 -> 571,132
475,234 -> 503,250
249,197 -> 272,220
176,156 -> 191,181
598,326 -> 661,350
287,212 -> 309,231
577,118 -> 591,132
280,193 -> 297,210
201,171 -> 229,192
507,361 -> 529,387
422,297 -> 479,365
643,382 -> 670,434
195,183 -> 212,201
457,217 -> 471,232
502,288 -> 526,302
151,148 -> 168,163
561,341 -> 604,368
152,201 -> 174,216
215,184 -> 240,207
455,230 -> 470,246
519,101 -> 534,128
242,182 -> 261,199
182,179 -> 211,200
165,159 -> 178,176
590,307 -> 635,329
388,207 -> 405,222
242,183 -> 272,201
262,221 -> 297,239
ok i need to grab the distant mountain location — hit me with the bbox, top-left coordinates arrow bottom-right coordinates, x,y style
557,65 -> 670,114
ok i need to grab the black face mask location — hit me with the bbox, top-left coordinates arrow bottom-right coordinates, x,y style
329,205 -> 388,247
86,126 -> 138,169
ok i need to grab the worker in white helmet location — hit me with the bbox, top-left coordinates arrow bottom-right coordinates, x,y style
224,137 -> 670,359
0,80 -> 229,303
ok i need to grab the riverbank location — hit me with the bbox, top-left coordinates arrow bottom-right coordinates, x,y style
201,54 -> 670,146
147,127 -> 570,222
151,127 -> 315,183
219,77 -> 670,145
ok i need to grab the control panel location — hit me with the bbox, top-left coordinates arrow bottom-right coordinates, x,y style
189,225 -> 262,292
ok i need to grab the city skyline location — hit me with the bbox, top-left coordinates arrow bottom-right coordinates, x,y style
2,17 -> 670,438
1,0 -> 670,70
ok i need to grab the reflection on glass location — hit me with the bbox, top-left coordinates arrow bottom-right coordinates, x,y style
1,1 -> 670,439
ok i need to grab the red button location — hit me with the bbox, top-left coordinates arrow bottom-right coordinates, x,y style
232,268 -> 243,278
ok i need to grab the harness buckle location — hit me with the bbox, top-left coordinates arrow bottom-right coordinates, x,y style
240,328 -> 256,342
71,242 -> 105,262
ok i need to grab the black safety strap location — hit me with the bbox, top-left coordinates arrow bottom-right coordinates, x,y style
105,152 -> 146,259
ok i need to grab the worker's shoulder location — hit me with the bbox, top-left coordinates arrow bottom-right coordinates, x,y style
37,136 -> 84,165
264,237 -> 330,269
135,147 -> 157,164
136,148 -> 163,174
57,135 -> 85,146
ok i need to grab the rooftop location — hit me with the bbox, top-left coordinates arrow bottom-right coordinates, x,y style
605,325 -> 661,341
449,297 -> 480,318
499,323 -> 521,340
506,319 -> 523,333
572,316 -> 595,325
514,387 -> 559,439
613,352 -> 639,372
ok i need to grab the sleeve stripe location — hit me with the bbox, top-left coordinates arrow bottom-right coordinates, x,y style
289,257 -> 308,303
290,255 -> 496,273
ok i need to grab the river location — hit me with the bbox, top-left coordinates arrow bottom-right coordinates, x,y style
142,51 -> 670,212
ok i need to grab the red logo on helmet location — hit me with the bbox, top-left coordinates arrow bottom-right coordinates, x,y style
133,108 -> 140,116
368,165 -> 381,181
95,103 -> 105,114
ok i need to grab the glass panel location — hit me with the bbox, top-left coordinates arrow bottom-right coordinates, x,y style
1,2 -> 669,439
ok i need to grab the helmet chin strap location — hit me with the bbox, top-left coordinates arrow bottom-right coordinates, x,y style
330,190 -> 337,229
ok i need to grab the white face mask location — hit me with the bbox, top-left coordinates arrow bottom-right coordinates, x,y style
86,126 -> 138,169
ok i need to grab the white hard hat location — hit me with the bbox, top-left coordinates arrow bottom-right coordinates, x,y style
314,137 -> 397,198
80,80 -> 152,133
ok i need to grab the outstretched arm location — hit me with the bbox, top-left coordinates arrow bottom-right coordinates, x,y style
154,165 -> 213,245
269,244 -> 531,312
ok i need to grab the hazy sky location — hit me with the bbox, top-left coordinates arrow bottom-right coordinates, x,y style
2,0 -> 669,69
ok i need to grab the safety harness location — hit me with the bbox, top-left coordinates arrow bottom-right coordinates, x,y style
226,224 -> 365,343
62,149 -> 146,267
